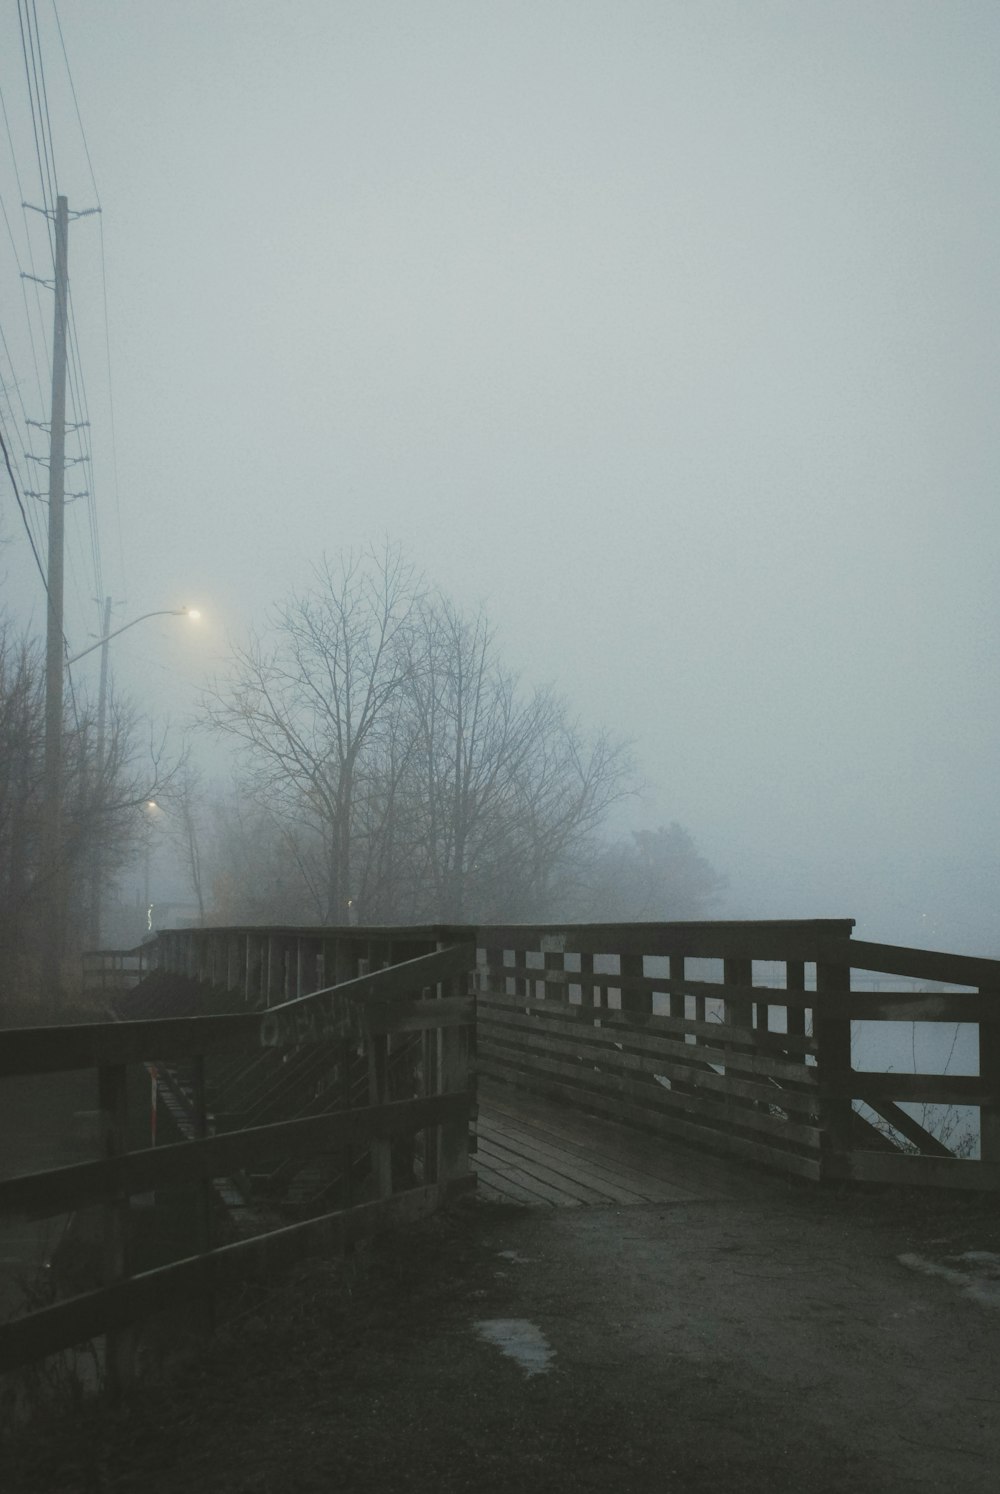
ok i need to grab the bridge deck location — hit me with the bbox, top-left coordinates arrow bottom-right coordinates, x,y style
473,1079 -> 724,1207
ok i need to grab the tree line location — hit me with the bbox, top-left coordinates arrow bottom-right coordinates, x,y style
190,543 -> 726,927
0,542 -> 726,1000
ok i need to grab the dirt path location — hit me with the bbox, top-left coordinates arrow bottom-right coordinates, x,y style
3,1183 -> 999,1493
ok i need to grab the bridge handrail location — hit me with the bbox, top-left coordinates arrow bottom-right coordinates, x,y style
475,920 -> 1000,1192
0,939 -> 476,1383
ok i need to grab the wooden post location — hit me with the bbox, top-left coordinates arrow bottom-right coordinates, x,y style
368,1031 -> 393,1199
815,956 -> 853,1175
98,1062 -> 132,1397
191,1054 -> 215,1333
339,1036 -> 355,1207
266,937 -> 284,1006
979,994 -> 1000,1166
669,953 -> 685,1019
785,959 -> 806,1040
436,969 -> 471,1186
722,957 -> 754,1117
543,947 -> 565,1003
513,937 -> 527,1000
579,950 -> 596,1010
421,1019 -> 440,1185
723,957 -> 753,1030
620,944 -> 648,1016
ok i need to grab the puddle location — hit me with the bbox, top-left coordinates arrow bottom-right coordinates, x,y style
474,1318 -> 555,1376
898,1251 -> 1000,1308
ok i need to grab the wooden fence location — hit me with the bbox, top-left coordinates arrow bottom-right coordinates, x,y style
0,935 -> 476,1381
477,920 -> 1000,1190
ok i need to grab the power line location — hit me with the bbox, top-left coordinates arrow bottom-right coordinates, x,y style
31,0 -> 60,200
52,0 -> 124,597
18,0 -> 56,225
0,422 -> 48,592
53,4 -> 123,607
3,3 -> 112,652
0,80 -> 50,412
52,1 -> 97,200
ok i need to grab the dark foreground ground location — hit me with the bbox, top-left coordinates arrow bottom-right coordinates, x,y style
3,1177 -> 999,1494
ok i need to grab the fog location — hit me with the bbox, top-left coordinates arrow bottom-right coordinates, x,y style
2,1 -> 998,952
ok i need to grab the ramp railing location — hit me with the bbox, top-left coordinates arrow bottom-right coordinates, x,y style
0,938 -> 476,1384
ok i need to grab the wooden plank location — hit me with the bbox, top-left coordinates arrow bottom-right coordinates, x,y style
981,1017 -> 1000,1166
815,959 -> 852,1163
476,1124 -> 654,1205
479,1004 -> 817,1085
259,944 -> 477,1046
855,1097 -> 954,1159
480,1097 -> 706,1202
436,970 -> 473,1184
0,1093 -> 471,1222
824,1073 -> 990,1105
0,1183 -> 451,1375
812,992 -> 997,1023
0,947 -> 477,1078
478,1017 -> 819,1113
825,1151 -> 1000,1191
478,1063 -> 823,1181
475,1136 -> 622,1206
477,1046 -> 822,1150
367,1032 -> 393,1199
479,988 -> 818,1057
824,936 -> 1000,988
480,920 -> 855,962
0,1012 -> 261,1076
481,1095 -> 706,1200
471,1154 -> 560,1207
98,1062 -> 133,1395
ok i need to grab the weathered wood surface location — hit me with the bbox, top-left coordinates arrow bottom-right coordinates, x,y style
474,1082 -> 721,1207
477,923 -> 1000,1190
482,919 -> 855,961
1,935 -> 478,1377
0,1094 -> 471,1222
0,1182 -> 454,1374
1,947 -> 476,1076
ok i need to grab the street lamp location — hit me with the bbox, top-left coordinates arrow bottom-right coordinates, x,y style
76,605 -> 200,951
64,605 -> 200,668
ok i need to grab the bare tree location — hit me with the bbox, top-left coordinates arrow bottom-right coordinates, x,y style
397,594 -> 634,921
160,757 -> 207,926
0,617 -> 178,999
200,543 -> 419,922
198,549 -> 636,928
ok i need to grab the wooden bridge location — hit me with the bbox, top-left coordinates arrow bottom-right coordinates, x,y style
1,918 -> 998,1385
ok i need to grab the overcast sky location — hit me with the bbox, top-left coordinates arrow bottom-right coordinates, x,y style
1,1 -> 998,953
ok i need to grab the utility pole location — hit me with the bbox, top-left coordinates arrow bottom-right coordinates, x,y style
88,593 -> 113,948
40,194 -> 69,1005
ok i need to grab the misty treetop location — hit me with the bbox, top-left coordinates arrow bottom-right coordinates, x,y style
197,543 -> 724,926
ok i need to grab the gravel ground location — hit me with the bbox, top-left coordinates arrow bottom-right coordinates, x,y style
3,1182 -> 999,1494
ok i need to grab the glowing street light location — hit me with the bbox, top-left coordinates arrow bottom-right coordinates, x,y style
64,605 -> 201,668
76,607 -> 200,948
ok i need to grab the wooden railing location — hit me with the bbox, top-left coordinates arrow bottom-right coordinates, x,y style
5,916 -> 997,1386
81,942 -> 155,995
477,920 -> 1000,1190
0,934 -> 476,1381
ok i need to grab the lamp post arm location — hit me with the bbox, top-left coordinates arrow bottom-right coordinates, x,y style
64,608 -> 191,668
